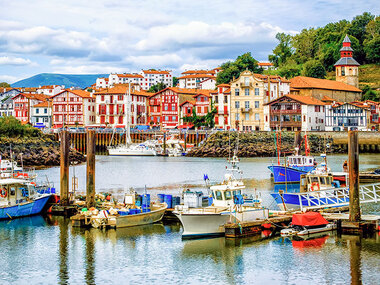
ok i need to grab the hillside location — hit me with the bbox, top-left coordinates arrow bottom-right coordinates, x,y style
326,64 -> 380,90
11,73 -> 108,88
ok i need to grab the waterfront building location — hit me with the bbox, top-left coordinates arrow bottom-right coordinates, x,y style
367,100 -> 380,129
97,70 -> 173,90
37,85 -> 64,96
139,70 -> 173,89
12,93 -> 49,124
230,70 -> 290,131
290,76 -> 362,102
177,74 -> 216,89
258,62 -> 274,70
30,101 -> 52,128
21,87 -> 38,94
0,88 -> 21,117
210,84 -> 231,129
96,77 -> 109,89
94,84 -> 151,127
51,89 -> 96,128
325,101 -> 370,131
334,35 -> 360,88
148,87 -> 212,129
264,94 -> 326,131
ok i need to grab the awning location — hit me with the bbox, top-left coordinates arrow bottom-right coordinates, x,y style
291,212 -> 328,227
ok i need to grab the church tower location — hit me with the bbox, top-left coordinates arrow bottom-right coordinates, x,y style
334,35 -> 360,88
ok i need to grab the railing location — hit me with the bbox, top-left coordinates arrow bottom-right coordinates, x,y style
294,183 -> 380,211
270,109 -> 301,114
240,108 -> 252,113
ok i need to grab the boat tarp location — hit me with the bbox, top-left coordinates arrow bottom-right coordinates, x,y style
291,212 -> 328,227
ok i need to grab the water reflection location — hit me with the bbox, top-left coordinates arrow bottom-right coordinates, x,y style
349,235 -> 362,285
58,217 -> 69,285
85,230 -> 96,285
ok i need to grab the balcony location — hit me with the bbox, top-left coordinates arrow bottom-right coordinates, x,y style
241,108 -> 252,113
270,109 -> 301,114
218,110 -> 228,115
270,121 -> 301,128
240,82 -> 252,88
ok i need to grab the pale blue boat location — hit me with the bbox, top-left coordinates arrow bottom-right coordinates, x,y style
0,178 -> 52,220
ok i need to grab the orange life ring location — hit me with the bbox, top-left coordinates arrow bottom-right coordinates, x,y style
30,182 -> 36,186
0,188 -> 7,198
311,182 -> 320,191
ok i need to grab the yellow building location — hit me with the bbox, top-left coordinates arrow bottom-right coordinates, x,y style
230,70 -> 290,131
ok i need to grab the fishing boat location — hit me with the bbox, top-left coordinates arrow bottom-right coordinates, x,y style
174,154 -> 269,238
268,132 -> 316,184
280,212 -> 336,236
108,85 -> 157,156
0,178 -> 52,220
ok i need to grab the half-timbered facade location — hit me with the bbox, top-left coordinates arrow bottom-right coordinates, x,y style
12,93 -> 48,124
210,84 -> 231,129
264,94 -> 326,131
325,102 -> 370,131
51,90 -> 95,128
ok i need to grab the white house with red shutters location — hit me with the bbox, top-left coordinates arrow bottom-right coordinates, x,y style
37,85 -> 64,96
148,87 -> 212,129
210,84 -> 231,129
139,70 -> 173,89
12,93 -> 48,124
94,84 -> 151,127
51,89 -> 96,128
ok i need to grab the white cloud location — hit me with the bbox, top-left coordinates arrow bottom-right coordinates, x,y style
0,56 -> 33,66
0,75 -> 20,83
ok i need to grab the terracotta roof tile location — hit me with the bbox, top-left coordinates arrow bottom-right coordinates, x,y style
142,70 -> 170,75
181,70 -> 215,75
177,74 -> 216,80
290,76 -> 362,92
266,94 -> 327,106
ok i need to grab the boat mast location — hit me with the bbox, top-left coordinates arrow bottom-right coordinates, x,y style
126,84 -> 132,145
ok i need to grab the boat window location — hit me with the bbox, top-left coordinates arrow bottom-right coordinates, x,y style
10,187 -> 16,196
215,191 -> 223,200
320,177 -> 326,185
235,190 -> 241,195
298,158 -> 302,164
327,177 -> 332,185
307,177 -> 311,184
225,191 -> 232,200
212,191 -> 215,199
309,159 -> 313,164
311,177 -> 319,183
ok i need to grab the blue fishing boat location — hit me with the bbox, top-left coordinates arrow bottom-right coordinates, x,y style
0,178 -> 52,220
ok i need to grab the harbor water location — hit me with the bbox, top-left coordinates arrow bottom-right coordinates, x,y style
1,154 -> 380,284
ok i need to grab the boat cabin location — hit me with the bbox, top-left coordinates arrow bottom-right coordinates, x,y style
0,178 -> 34,207
300,173 -> 334,192
287,155 -> 315,167
210,173 -> 245,207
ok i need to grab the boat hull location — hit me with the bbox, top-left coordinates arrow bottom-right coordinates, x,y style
271,192 -> 349,211
0,195 -> 51,220
174,212 -> 230,238
268,165 -> 314,183
281,224 -> 336,236
115,205 -> 166,228
108,150 -> 156,156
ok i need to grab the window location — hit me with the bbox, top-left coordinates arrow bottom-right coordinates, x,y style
172,116 -> 176,121
164,105 -> 168,111
341,66 -> 345,76
171,105 -> 175,111
235,88 -> 240,96
165,116 -> 169,121
245,113 -> 249,121
235,113 -> 240,121
214,190 -> 223,200
255,88 -> 259,96
224,96 -> 227,103
225,191 -> 232,200
245,101 -> 250,109
235,101 -> 240,109
255,101 -> 259,108
255,113 -> 260,121
44,108 -> 47,114
36,109 -> 39,114
245,88 -> 249,96
214,95 -> 218,103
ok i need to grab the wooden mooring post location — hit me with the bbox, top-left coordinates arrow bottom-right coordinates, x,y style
163,132 -> 166,155
184,132 -> 187,152
348,130 -> 361,222
60,130 -> 70,206
294,131 -> 301,149
86,131 -> 96,208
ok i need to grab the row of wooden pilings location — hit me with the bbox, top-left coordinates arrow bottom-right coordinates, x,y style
54,131 -> 207,154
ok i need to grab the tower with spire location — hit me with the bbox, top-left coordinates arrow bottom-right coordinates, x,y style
334,34 -> 360,88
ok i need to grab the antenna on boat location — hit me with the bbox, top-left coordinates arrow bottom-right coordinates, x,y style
10,145 -> 14,177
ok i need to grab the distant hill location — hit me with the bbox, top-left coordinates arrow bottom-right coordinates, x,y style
11,73 -> 109,89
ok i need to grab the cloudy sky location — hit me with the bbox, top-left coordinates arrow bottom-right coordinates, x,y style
0,0 -> 378,83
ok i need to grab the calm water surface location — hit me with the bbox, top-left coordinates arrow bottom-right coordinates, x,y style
1,154 -> 380,284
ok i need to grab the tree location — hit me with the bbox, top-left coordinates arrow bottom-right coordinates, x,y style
182,103 -> 217,129
268,33 -> 293,67
0,82 -> 10,88
148,82 -> 167,93
302,60 -> 326,79
361,85 -> 379,101
0,116 -> 41,137
216,52 -> 260,84
276,60 -> 302,79
172,77 -> 179,87
363,16 -> 380,63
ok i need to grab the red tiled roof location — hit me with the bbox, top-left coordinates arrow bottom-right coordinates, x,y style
179,100 -> 195,106
177,74 -> 216,80
94,84 -> 139,95
142,70 -> 170,75
290,76 -> 362,92
52,89 -> 93,99
13,93 -> 49,101
321,95 -> 335,102
217,84 -> 230,88
258,62 -> 273,66
181,70 -> 215,75
33,101 -> 51,108
266,94 -> 327,106
117,73 -> 144,78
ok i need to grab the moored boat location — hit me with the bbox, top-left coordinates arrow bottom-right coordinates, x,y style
281,212 -> 336,236
0,178 -> 52,220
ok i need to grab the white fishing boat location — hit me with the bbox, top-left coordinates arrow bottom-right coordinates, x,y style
174,153 -> 269,238
280,212 -> 336,237
108,85 -> 157,156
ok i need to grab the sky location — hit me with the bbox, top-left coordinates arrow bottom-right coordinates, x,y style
0,0 -> 379,83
